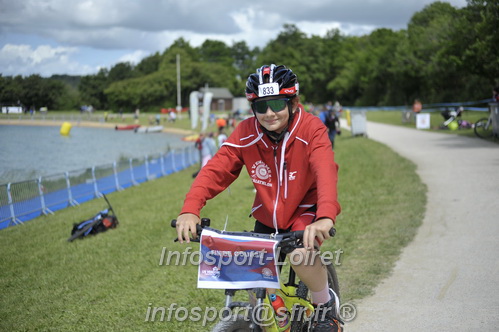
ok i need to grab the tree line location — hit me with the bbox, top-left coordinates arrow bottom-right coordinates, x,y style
0,0 -> 497,113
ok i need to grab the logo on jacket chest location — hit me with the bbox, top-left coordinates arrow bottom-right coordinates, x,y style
251,160 -> 273,187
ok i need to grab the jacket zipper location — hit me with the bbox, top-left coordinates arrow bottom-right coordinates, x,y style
272,146 -> 280,232
284,161 -> 288,199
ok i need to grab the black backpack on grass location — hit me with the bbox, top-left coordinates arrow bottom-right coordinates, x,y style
68,195 -> 119,242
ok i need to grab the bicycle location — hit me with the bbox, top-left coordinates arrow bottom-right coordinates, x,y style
474,113 -> 494,139
171,218 -> 342,332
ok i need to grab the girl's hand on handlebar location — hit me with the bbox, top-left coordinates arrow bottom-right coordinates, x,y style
176,213 -> 201,243
304,218 -> 334,250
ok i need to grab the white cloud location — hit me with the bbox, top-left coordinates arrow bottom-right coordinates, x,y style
117,50 -> 149,65
0,44 -> 95,76
0,0 -> 469,77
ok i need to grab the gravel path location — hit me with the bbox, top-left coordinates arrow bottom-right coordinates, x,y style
344,121 -> 499,331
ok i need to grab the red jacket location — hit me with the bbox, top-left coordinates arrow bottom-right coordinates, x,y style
181,105 -> 341,231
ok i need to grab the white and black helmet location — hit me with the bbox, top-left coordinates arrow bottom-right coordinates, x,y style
245,64 -> 299,101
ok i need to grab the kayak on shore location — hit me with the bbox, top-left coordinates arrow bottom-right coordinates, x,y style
115,124 -> 141,130
134,125 -> 164,133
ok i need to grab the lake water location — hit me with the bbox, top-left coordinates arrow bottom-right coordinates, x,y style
0,125 -> 191,184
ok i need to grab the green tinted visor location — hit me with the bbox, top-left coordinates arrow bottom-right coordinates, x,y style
252,98 -> 289,114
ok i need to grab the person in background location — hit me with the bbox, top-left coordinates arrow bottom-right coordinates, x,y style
134,108 -> 140,124
324,109 -> 341,149
333,101 -> 342,115
197,132 -> 217,170
493,87 -> 499,102
192,133 -> 204,178
169,110 -> 177,123
412,99 -> 422,113
319,103 -> 329,124
217,129 -> 227,148
216,116 -> 227,134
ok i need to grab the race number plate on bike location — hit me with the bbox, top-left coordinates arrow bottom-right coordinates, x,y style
198,229 -> 280,289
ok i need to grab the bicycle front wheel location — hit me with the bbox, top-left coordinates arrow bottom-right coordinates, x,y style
295,262 -> 340,300
474,118 -> 493,138
292,260 -> 340,332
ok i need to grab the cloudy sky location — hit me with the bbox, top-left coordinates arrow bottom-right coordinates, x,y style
0,0 -> 467,77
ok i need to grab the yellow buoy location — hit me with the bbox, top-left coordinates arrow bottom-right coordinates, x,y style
60,122 -> 72,135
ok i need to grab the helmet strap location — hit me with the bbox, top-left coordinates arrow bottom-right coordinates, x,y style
260,125 -> 288,144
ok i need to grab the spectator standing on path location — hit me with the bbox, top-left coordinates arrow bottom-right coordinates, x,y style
168,110 -> 177,123
192,134 -> 204,178
324,109 -> 341,149
134,108 -> 140,124
201,133 -> 217,167
319,104 -> 329,124
228,114 -> 237,131
217,130 -> 227,148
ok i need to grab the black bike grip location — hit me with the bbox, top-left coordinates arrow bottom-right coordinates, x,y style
171,219 -> 203,235
196,224 -> 203,234
294,230 -> 304,239
329,227 -> 336,237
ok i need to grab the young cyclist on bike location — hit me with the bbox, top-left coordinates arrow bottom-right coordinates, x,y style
175,64 -> 342,331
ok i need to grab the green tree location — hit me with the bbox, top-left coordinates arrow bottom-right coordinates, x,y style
134,52 -> 161,76
257,24 -> 317,101
359,29 -> 405,105
198,39 -> 232,65
108,62 -> 136,83
21,75 -> 65,110
79,69 -> 109,109
257,24 -> 307,70
231,41 -> 260,96
231,40 -> 259,76
105,71 -> 172,112
461,0 -> 499,86
54,83 -> 81,110
326,36 -> 364,105
0,75 -> 24,106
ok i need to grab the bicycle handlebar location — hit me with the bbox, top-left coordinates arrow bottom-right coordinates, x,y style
171,218 -> 335,245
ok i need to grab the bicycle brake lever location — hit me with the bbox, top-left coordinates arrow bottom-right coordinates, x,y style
279,237 -> 302,254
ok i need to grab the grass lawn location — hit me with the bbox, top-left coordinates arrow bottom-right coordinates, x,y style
0,128 -> 426,331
